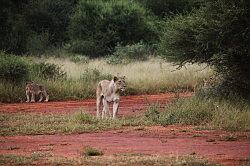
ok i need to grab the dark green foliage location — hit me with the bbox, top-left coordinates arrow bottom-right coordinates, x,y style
26,32 -> 50,55
30,62 -> 66,80
24,0 -> 76,45
138,0 -> 202,18
106,42 -> 152,64
68,0 -> 157,57
0,0 -> 77,55
0,52 -> 29,83
159,0 -> 249,98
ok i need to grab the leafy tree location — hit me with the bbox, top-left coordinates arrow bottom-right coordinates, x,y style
158,0 -> 249,98
67,0 -> 157,57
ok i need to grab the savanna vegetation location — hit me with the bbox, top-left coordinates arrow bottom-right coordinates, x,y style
0,153 -> 217,166
0,0 -> 249,132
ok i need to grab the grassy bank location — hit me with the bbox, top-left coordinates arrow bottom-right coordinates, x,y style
154,97 -> 250,131
1,97 -> 249,137
0,110 -> 150,136
0,56 -> 212,102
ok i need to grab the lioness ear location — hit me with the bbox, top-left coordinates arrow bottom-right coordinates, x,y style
113,76 -> 118,82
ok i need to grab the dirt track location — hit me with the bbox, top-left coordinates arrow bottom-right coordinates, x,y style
0,93 -> 250,166
0,93 -> 191,115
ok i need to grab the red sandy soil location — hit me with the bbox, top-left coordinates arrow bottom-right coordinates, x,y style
0,93 -> 249,166
0,93 -> 191,115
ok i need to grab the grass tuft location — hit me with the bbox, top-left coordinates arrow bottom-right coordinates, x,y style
82,147 -> 104,156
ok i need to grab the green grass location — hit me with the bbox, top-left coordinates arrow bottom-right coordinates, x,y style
0,152 -> 46,165
157,97 -> 250,131
0,154 -> 217,166
1,96 -> 249,136
0,110 -> 152,136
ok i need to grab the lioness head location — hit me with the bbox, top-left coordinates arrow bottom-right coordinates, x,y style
113,76 -> 126,92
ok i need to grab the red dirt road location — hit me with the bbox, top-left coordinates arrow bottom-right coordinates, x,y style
0,93 -> 250,166
0,93 -> 191,115
0,126 -> 249,165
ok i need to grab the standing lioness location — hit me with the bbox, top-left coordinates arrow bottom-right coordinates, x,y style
96,76 -> 126,119
25,82 -> 49,102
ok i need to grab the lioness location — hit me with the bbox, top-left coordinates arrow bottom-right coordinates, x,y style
96,76 -> 126,119
25,82 -> 49,102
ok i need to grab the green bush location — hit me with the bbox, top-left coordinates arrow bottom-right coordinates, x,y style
106,42 -> 151,64
80,68 -> 112,83
0,53 -> 29,83
68,0 -> 157,57
30,62 -> 66,80
158,0 -> 249,99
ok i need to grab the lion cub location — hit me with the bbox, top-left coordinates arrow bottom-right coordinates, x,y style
25,82 -> 49,102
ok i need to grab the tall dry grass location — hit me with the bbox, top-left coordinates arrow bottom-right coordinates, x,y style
0,56 -> 212,102
46,57 -> 213,94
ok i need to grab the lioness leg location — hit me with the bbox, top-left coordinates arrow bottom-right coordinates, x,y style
102,98 -> 109,119
112,101 -> 119,119
96,96 -> 102,118
26,92 -> 30,103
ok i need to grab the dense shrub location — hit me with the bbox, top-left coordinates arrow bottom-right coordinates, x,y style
0,53 -> 29,83
30,62 -> 66,80
68,0 -> 157,57
158,0 -> 249,99
106,42 -> 152,64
